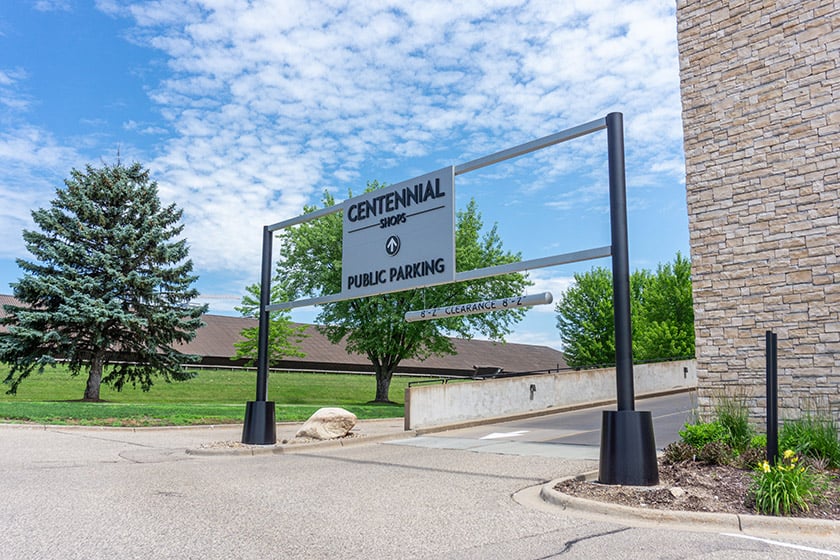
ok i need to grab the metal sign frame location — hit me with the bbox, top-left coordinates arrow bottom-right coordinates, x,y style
260,116 -> 611,313
243,113 -> 658,487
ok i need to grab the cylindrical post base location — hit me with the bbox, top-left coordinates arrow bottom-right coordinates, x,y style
598,410 -> 659,486
242,401 -> 276,445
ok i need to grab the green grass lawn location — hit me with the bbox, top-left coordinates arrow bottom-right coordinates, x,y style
0,365 -> 411,426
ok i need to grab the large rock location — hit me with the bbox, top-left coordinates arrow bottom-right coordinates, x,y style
295,407 -> 357,440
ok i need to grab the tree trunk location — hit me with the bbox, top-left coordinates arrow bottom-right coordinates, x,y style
373,366 -> 394,403
84,352 -> 105,401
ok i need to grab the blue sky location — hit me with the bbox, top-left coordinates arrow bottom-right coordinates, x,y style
0,0 -> 688,351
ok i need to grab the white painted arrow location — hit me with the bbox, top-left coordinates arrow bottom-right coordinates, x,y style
480,430 -> 529,440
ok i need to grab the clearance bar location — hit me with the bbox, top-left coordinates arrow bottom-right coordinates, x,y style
404,291 -> 553,323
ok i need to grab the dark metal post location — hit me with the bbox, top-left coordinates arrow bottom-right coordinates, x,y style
606,111 -> 635,412
598,112 -> 658,486
255,226 -> 272,402
766,330 -> 779,464
241,226 -> 276,444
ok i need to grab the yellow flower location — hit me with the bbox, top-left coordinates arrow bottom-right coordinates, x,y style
761,461 -> 771,473
783,449 -> 795,459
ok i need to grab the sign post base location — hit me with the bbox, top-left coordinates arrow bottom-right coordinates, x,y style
598,410 -> 659,486
242,401 -> 276,445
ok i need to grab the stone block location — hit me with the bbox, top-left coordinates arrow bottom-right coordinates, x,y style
295,407 -> 357,440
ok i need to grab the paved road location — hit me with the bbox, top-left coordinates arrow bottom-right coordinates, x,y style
395,392 -> 697,460
2,394 -> 838,559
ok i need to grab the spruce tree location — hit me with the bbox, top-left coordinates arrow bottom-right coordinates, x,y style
0,161 -> 207,400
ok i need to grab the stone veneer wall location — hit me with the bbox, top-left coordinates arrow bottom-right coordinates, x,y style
676,0 -> 839,424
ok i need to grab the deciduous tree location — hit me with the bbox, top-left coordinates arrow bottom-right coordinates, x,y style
634,253 -> 694,361
555,267 -> 622,368
555,253 -> 694,368
233,282 -> 307,366
262,184 -> 529,402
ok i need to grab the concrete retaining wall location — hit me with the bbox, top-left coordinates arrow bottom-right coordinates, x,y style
404,359 -> 696,430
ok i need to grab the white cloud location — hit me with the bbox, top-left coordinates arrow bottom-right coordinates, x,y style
492,270 -> 577,351
33,0 -> 72,12
0,68 -> 31,112
89,0 -> 683,279
505,329 -> 564,352
544,180 -> 610,214
0,70 -> 17,86
0,126 -> 82,258
189,294 -> 241,315
525,270 -> 575,314
123,119 -> 169,135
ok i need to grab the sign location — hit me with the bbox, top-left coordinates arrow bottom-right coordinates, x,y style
404,292 -> 553,322
342,166 -> 455,298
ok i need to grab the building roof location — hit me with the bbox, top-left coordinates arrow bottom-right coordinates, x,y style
0,293 -> 19,312
187,314 -> 567,375
1,294 -> 567,375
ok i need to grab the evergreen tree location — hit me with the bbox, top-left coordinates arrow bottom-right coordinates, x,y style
0,161 -> 207,400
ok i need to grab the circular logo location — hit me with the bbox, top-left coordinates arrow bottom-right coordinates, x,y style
385,235 -> 401,256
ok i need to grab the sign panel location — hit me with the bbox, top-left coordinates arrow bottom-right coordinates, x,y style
342,166 -> 455,298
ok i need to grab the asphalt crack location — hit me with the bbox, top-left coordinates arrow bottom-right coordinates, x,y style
541,527 -> 631,557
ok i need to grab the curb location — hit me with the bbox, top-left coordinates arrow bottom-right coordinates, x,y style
186,429 -> 417,457
540,471 -> 840,540
0,422 -> 243,432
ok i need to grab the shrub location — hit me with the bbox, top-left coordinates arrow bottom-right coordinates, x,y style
736,445 -> 766,470
750,434 -> 767,449
697,440 -> 733,466
679,421 -> 728,449
750,450 -> 827,516
662,441 -> 695,464
677,396 -> 755,462
779,413 -> 840,468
